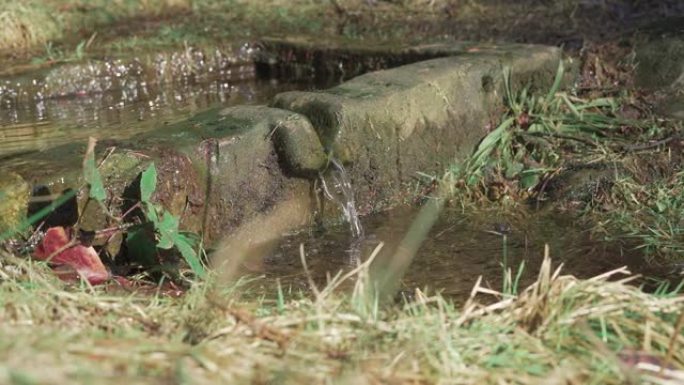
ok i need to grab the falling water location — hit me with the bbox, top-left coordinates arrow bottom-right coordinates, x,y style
320,157 -> 364,239
319,157 -> 365,264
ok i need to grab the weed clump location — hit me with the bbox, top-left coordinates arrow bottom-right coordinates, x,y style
445,61 -> 684,264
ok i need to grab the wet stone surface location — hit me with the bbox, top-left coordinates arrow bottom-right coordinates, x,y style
256,36 -> 475,82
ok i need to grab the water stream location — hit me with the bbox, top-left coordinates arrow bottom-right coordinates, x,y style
320,158 -> 364,239
244,206 -> 669,303
318,157 -> 366,265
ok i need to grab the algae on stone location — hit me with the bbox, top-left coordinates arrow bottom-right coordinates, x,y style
124,105 -> 326,242
0,171 -> 29,234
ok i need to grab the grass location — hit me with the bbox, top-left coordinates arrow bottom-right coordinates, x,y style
455,61 -> 639,192
0,0 -> 190,52
4,0 -> 683,63
0,0 -> 389,56
1,248 -> 683,384
443,60 -> 684,264
592,168 -> 684,262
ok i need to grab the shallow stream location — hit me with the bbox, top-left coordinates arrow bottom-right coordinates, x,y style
0,42 -> 333,161
244,206 -> 664,302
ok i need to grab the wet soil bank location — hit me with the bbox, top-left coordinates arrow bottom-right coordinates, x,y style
3,1 -> 684,60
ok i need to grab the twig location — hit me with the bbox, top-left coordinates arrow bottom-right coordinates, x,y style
300,244 -> 322,300
535,167 -> 564,210
619,135 -> 679,152
207,294 -> 290,349
526,131 -> 601,148
42,239 -> 78,264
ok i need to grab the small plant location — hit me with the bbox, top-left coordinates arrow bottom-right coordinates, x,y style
83,138 -> 206,278
136,163 -> 206,278
2,138 -> 206,283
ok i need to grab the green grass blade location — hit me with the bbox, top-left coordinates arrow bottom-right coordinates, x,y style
83,138 -> 106,203
469,117 -> 516,174
545,59 -> 564,104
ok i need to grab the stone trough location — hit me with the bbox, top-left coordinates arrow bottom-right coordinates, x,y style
0,39 -> 562,262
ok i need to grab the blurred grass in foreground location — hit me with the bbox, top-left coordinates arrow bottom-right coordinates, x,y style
0,248 -> 682,385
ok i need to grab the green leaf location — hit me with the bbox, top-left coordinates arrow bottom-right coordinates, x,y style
156,212 -> 179,249
145,205 -> 159,225
75,40 -> 86,59
174,233 -> 206,277
520,172 -> 540,190
504,162 -> 524,179
83,138 -> 106,203
140,163 -> 157,203
158,233 -> 175,249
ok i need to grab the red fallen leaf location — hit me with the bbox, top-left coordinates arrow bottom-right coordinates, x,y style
34,226 -> 110,285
